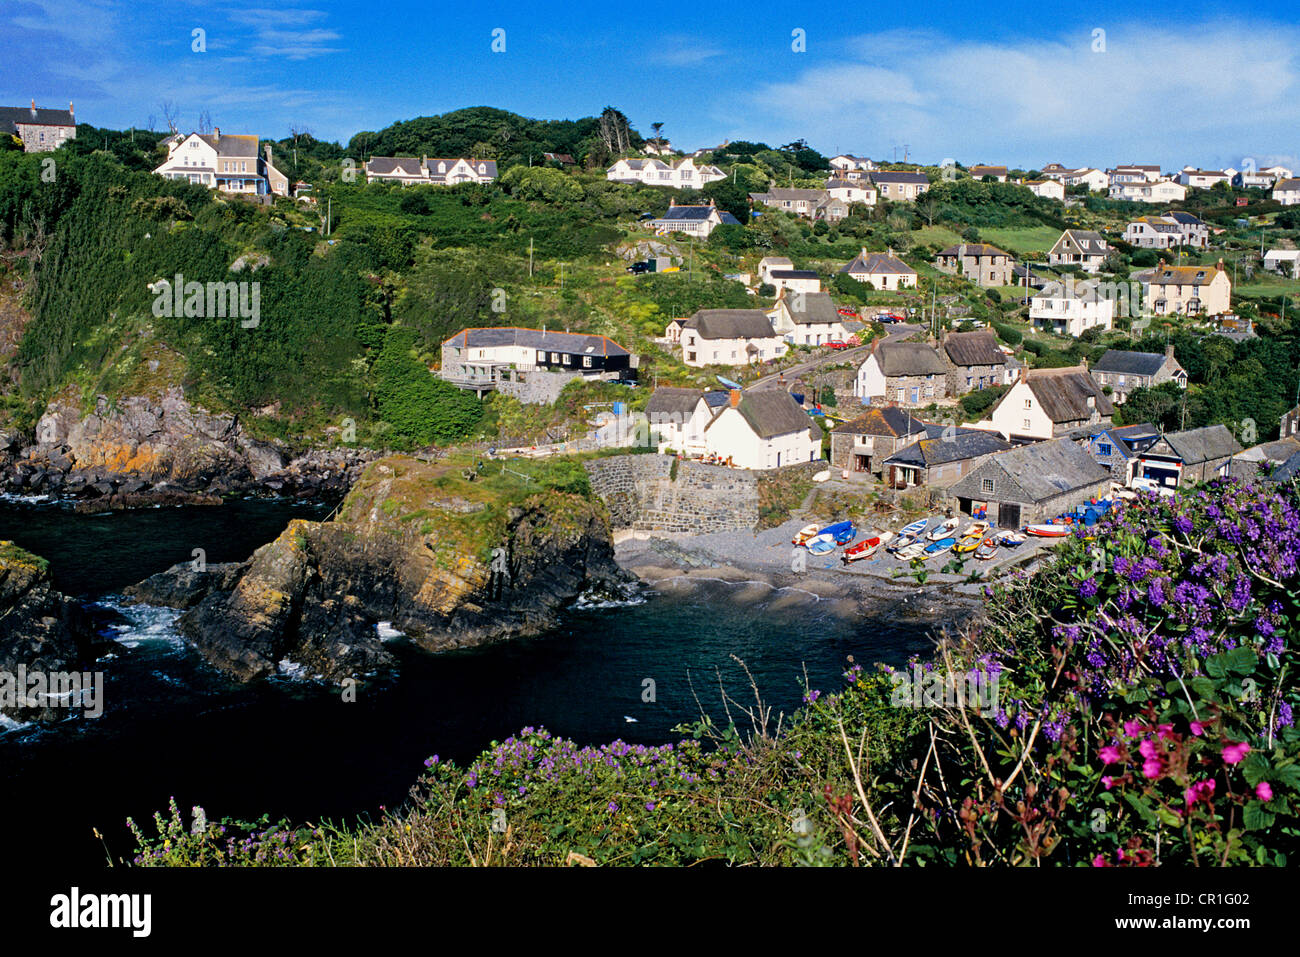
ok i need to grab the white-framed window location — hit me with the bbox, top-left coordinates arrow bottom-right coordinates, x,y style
981,478 -> 995,494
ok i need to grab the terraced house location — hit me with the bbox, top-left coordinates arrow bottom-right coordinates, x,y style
681,309 -> 786,367
702,390 -> 822,470
1124,212 -> 1209,249
935,243 -> 1015,287
829,407 -> 928,474
941,330 -> 1010,395
767,291 -> 850,346
364,156 -> 497,185
1090,345 -> 1187,403
1,100 -> 75,152
1145,260 -> 1231,316
854,341 -> 948,406
1133,425 -> 1243,488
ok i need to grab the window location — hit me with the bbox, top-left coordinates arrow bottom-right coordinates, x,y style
1098,443 -> 1113,457
981,478 -> 995,494
1023,419 -> 1031,430
1024,399 -> 1032,409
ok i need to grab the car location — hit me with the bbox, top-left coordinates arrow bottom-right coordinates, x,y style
881,313 -> 906,323
836,308 -> 858,318
626,261 -> 652,274
660,266 -> 680,273
823,340 -> 849,349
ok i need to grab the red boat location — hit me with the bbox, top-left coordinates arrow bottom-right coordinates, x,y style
1025,523 -> 1070,538
842,531 -> 894,563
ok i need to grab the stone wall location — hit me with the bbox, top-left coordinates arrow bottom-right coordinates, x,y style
496,370 -> 584,406
583,454 -> 760,533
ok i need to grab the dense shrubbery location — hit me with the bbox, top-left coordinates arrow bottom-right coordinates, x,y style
128,477 -> 1300,866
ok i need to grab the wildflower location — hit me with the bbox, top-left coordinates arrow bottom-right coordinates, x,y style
1189,721 -> 1206,736
1098,745 -> 1123,764
1221,741 -> 1251,765
1079,578 -> 1099,599
1256,782 -> 1273,801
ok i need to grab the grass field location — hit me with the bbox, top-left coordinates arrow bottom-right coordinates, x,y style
976,225 -> 1065,257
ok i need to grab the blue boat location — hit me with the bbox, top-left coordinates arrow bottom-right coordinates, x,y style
888,518 -> 929,552
716,375 -> 743,391
818,521 -> 858,545
922,537 -> 957,559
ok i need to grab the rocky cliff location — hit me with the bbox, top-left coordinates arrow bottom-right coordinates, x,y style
0,386 -> 376,506
0,542 -> 93,722
129,454 -> 625,682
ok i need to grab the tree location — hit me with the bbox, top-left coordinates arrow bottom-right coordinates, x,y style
650,122 -> 664,148
915,191 -> 940,227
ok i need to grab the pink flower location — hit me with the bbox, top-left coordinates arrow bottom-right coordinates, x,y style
1256,782 -> 1273,801
1102,776 -> 1115,790
1190,721 -> 1206,736
1142,758 -> 1163,779
1157,723 -> 1175,740
1099,745 -> 1123,764
1138,738 -> 1159,759
1221,741 -> 1251,765
1184,779 -> 1215,805
1123,720 -> 1142,737
1092,853 -> 1107,867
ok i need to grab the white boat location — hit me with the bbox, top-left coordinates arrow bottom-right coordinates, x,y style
812,469 -> 832,483
895,540 -> 928,561
926,517 -> 959,541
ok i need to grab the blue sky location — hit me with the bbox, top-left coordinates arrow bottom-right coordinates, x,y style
3,0 -> 1298,171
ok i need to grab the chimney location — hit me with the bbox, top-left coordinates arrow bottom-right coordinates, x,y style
264,144 -> 272,164
30,99 -> 36,118
729,389 -> 741,408
1165,342 -> 1175,360
69,102 -> 74,117
213,127 -> 220,142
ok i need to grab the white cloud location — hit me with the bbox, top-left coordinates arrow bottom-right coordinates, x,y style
746,22 -> 1300,167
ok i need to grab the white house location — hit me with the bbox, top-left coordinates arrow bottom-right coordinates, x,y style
1264,249 -> 1300,276
606,156 -> 725,189
1109,165 -> 1163,185
364,156 -> 497,185
825,178 -> 878,205
154,130 -> 289,196
1022,179 -> 1065,201
1273,178 -> 1300,205
767,291 -> 851,346
646,388 -> 727,456
979,366 -> 1112,442
1124,212 -> 1208,249
1178,168 -> 1232,189
702,389 -> 822,470
649,200 -> 740,238
839,248 -> 917,290
681,309 -> 786,367
766,269 -> 821,295
854,341 -> 949,405
1061,168 -> 1109,192
757,256 -> 794,284
1108,180 -> 1188,202
1048,229 -> 1111,272
1029,279 -> 1116,337
830,154 -> 877,172
969,165 -> 1009,182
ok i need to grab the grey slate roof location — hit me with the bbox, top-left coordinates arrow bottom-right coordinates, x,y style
655,205 -> 719,222
1270,450 -> 1300,482
1093,349 -> 1168,377
884,429 -> 1012,468
841,251 -> 915,275
872,341 -> 947,377
938,242 -> 1013,259
685,309 -> 776,339
943,330 -> 1005,367
0,105 -> 75,129
949,438 -> 1110,503
1162,424 -> 1243,465
868,171 -> 929,185
445,327 -> 629,356
1106,422 -> 1162,456
770,269 -> 819,280
831,406 -> 927,438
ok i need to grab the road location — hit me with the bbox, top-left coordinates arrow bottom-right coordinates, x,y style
748,322 -> 922,391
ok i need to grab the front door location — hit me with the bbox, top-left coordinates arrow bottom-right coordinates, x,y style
998,503 -> 1021,529
854,454 -> 870,472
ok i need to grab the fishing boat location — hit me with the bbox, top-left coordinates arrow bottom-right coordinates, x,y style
997,530 -> 1026,548
792,523 -> 821,546
975,538 -> 999,560
895,540 -> 929,561
887,519 -> 929,553
1025,523 -> 1070,538
922,537 -> 957,559
926,516 -> 959,541
951,521 -> 990,554
842,531 -> 894,563
817,521 -> 858,545
806,535 -> 837,554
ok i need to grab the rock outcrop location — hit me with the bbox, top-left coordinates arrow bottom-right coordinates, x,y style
0,542 -> 93,722
133,455 -> 625,682
1,387 -> 376,505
